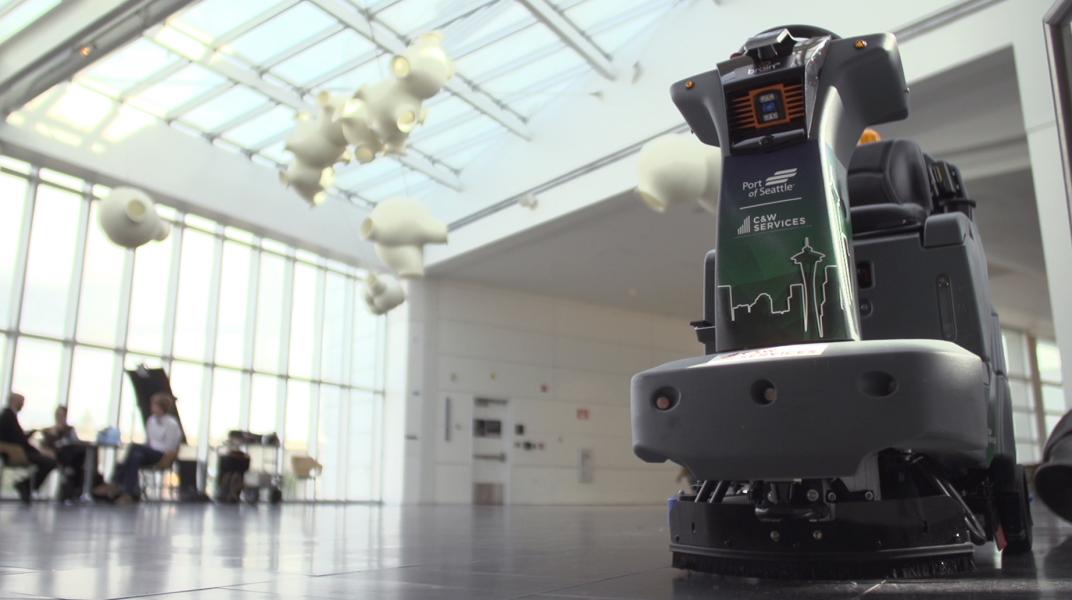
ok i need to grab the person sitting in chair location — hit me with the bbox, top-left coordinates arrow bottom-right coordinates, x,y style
95,393 -> 181,504
0,393 -> 56,505
40,406 -> 88,502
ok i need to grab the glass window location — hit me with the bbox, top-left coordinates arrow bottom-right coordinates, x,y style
1017,442 -> 1039,464
77,38 -> 179,97
1042,384 -> 1066,414
0,172 -> 28,329
32,168 -> 75,190
284,379 -> 311,452
224,226 -> 255,243
0,0 -> 62,46
76,202 -> 128,345
272,30 -> 375,86
228,3 -> 335,65
169,361 -> 206,449
254,252 -> 286,373
250,374 -> 280,435
347,390 -> 376,500
20,184 -> 82,337
320,272 -> 348,383
215,241 -> 252,367
352,289 -> 382,389
220,104 -> 297,149
1003,331 -> 1029,378
0,156 -> 31,174
181,86 -> 268,131
173,228 -> 217,361
171,0 -> 269,42
288,262 -> 318,379
66,346 -> 117,440
183,212 -> 218,231
1008,378 -> 1033,410
126,237 -> 173,354
10,337 -> 63,429
1046,414 -> 1064,440
1037,340 -> 1063,383
128,64 -> 228,117
1013,410 -> 1039,443
316,384 -> 343,500
209,367 -> 242,446
0,334 -> 7,400
0,154 -> 388,501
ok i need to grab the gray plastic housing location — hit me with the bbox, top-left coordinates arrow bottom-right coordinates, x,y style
671,32 -> 908,167
631,339 -> 988,480
855,211 -> 1016,461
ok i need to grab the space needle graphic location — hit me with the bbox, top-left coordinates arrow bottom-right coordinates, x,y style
791,237 -> 827,336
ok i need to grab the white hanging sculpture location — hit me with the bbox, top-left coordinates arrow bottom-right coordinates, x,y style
361,196 -> 447,246
362,196 -> 447,278
392,32 -> 455,100
284,94 -> 347,168
636,134 -> 722,214
374,243 -> 425,278
98,186 -> 171,249
363,272 -> 406,315
336,99 -> 383,164
281,32 -> 454,206
280,93 -> 351,206
280,161 -> 335,207
347,80 -> 424,155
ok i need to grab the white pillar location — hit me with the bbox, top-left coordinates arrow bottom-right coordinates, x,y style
1013,0 -> 1072,407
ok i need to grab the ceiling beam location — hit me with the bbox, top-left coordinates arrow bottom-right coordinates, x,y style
517,0 -> 617,80
308,0 -> 531,140
0,0 -> 196,116
148,28 -> 463,191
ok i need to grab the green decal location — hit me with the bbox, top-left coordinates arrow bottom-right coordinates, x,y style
714,141 -> 859,351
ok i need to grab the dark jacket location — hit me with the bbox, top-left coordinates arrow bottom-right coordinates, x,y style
0,407 -> 30,449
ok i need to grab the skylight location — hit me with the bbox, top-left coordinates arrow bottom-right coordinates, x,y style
18,0 -> 678,211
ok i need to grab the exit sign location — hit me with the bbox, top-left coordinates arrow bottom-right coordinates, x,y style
576,408 -> 589,420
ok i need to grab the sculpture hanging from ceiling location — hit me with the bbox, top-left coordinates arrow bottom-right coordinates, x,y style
361,196 -> 448,278
636,133 -> 722,214
98,186 -> 171,249
363,272 -> 406,315
281,32 -> 454,207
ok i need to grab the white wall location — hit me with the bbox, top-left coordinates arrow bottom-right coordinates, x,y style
400,278 -> 697,505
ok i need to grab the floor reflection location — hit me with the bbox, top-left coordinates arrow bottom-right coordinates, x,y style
0,502 -> 1068,599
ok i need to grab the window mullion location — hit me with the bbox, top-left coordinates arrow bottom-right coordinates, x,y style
1,169 -> 38,399
239,247 -> 261,430
161,223 -> 186,365
1027,333 -> 1050,453
58,184 -> 93,410
276,254 -> 295,445
197,228 -> 225,465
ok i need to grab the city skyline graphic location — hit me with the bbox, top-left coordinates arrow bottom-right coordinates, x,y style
718,237 -> 843,338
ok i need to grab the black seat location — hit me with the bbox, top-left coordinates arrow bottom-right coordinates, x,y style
847,139 -> 932,235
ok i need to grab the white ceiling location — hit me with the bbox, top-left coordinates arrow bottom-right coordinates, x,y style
433,48 -> 1055,337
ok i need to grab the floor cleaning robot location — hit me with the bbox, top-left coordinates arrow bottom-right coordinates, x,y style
631,26 -> 1033,578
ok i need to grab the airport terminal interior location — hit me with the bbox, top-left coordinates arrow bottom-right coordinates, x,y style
2,0 -> 1072,598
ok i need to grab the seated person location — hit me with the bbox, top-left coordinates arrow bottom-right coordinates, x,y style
0,393 -> 56,505
40,406 -> 88,501
94,393 -> 181,504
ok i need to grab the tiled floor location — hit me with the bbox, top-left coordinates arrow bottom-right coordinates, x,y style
1,501 -> 1071,599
